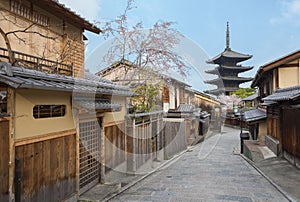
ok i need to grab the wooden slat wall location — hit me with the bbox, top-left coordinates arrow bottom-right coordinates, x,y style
163,121 -> 187,159
282,108 -> 300,157
135,123 -> 151,169
15,134 -> 76,202
104,122 -> 126,173
282,109 -> 293,155
267,106 -> 282,153
297,114 -> 300,158
0,120 -> 9,202
125,113 -> 163,172
163,87 -> 170,103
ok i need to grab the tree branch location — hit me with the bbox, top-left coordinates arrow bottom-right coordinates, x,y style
0,27 -> 14,63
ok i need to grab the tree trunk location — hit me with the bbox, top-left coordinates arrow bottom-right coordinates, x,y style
0,27 -> 15,63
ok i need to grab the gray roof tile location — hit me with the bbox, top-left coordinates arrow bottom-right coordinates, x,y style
242,93 -> 258,101
73,98 -> 122,112
244,108 -> 266,122
177,104 -> 194,112
0,62 -> 133,96
263,85 -> 300,102
207,49 -> 252,64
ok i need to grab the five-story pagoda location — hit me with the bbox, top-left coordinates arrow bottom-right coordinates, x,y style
205,22 -> 253,96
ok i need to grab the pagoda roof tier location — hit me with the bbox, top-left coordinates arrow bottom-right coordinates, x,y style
204,76 -> 253,85
207,48 -> 252,65
205,65 -> 254,75
204,87 -> 239,96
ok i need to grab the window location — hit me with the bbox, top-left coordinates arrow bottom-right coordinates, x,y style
10,0 -> 49,26
0,88 -> 7,114
33,105 -> 66,119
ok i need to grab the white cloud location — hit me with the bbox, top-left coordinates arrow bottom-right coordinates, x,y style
58,0 -> 101,22
271,0 -> 300,25
287,0 -> 300,15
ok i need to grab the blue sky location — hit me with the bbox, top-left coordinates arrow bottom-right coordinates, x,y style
59,0 -> 300,91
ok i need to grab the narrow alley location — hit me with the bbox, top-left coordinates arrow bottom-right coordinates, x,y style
108,127 -> 289,201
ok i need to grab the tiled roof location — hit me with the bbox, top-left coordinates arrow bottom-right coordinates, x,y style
97,59 -> 191,88
263,85 -> 300,102
207,49 -> 252,64
204,87 -> 239,95
205,65 -> 253,75
204,76 -> 253,85
243,108 -> 266,122
242,93 -> 258,101
177,104 -> 194,112
73,98 -> 122,112
0,62 -> 133,96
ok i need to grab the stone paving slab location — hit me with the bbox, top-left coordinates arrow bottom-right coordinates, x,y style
108,127 -> 289,201
255,157 -> 300,201
79,183 -> 121,202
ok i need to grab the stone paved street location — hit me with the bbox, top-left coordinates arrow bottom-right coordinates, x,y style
108,127 -> 289,201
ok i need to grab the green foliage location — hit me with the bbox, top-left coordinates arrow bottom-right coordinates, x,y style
131,84 -> 160,112
230,88 -> 256,99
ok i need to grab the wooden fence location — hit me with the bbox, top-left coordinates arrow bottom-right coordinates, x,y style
0,118 -> 9,202
126,111 -> 164,172
282,108 -> 300,158
163,118 -> 188,159
104,122 -> 126,173
14,133 -> 76,202
185,117 -> 201,145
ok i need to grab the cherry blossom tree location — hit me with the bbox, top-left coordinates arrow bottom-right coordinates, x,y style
218,93 -> 242,113
97,0 -> 190,112
98,0 -> 189,78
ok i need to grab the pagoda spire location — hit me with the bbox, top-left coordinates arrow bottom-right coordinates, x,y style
226,21 -> 230,50
205,22 -> 253,96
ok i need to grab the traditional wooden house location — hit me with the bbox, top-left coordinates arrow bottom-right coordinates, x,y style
241,92 -> 267,142
251,50 -> 300,166
0,63 -> 132,201
242,93 -> 259,109
96,59 -> 192,113
0,0 -> 133,201
243,108 -> 267,142
263,85 -> 300,168
251,50 -> 300,101
192,90 -> 220,112
0,0 -> 101,77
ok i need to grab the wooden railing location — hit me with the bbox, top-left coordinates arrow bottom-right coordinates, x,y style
0,47 -> 73,76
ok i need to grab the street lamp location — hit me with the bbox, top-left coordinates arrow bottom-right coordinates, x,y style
239,112 -> 244,135
235,111 -> 249,153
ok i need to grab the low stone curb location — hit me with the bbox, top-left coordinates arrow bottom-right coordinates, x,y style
240,154 -> 295,202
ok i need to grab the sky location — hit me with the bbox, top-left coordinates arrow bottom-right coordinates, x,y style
58,0 -> 300,92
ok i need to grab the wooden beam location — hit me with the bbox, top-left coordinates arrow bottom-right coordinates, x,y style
263,51 -> 300,71
7,87 -> 15,202
103,120 -> 125,128
0,116 -> 10,122
73,109 -> 80,197
100,122 -> 105,183
279,63 -> 298,68
15,129 -> 76,146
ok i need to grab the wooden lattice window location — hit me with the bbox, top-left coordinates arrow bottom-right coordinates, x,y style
33,105 -> 66,119
10,0 -> 49,26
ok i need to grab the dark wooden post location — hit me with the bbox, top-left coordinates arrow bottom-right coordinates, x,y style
14,158 -> 21,202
